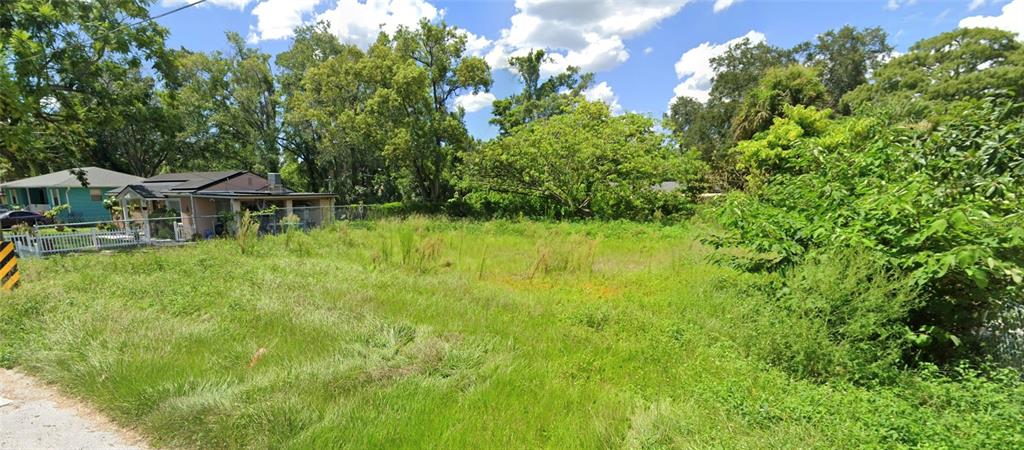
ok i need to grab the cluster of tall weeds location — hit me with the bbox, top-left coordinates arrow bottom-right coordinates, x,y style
235,210 -> 259,255
370,224 -> 446,273
737,248 -> 920,384
528,234 -> 598,278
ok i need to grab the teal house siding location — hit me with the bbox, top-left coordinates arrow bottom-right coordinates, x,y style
0,167 -> 142,223
64,187 -> 111,222
3,187 -> 111,221
5,189 -> 27,206
3,186 -> 114,222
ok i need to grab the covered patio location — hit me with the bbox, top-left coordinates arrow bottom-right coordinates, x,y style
116,190 -> 335,240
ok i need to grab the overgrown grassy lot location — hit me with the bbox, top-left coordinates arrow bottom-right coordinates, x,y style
2,218 -> 1022,448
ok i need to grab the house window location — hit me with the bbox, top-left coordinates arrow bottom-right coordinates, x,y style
164,199 -> 181,213
90,188 -> 103,201
28,188 -> 46,205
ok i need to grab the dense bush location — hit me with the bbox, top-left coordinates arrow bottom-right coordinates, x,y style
743,248 -> 920,383
731,65 -> 829,141
461,100 -> 706,221
711,97 -> 1024,363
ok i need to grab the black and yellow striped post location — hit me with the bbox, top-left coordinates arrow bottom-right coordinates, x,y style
0,241 -> 20,291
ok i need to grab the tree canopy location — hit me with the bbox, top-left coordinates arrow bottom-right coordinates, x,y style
844,27 -> 1024,120
490,49 -> 593,135
665,26 -> 894,189
1,0 -> 173,178
463,100 -> 703,219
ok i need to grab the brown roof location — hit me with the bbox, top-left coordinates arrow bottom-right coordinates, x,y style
142,171 -> 246,191
112,170 -> 335,201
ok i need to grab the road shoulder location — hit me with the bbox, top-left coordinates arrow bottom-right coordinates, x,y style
0,368 -> 150,450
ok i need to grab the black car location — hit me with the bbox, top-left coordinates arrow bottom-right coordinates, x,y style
0,210 -> 53,229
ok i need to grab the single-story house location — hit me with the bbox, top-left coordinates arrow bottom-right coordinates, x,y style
110,171 -> 336,240
0,167 -> 143,222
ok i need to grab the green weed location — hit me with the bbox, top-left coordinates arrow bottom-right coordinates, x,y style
1,218 -> 1021,448
529,234 -> 598,278
235,210 -> 259,255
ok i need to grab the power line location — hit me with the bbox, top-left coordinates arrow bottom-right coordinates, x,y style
134,0 -> 208,26
14,0 -> 209,63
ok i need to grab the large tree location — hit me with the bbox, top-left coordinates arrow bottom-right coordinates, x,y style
464,100 -> 702,219
384,20 -> 492,203
490,49 -> 592,135
731,65 -> 829,141
87,69 -> 184,177
665,38 -> 794,189
794,26 -> 892,111
288,36 -> 397,203
173,33 -> 280,174
276,23 -> 347,193
0,0 -> 174,179
667,28 -> 891,189
843,28 -> 1024,119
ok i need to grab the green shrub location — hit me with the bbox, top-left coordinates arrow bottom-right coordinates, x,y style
745,248 -> 920,383
10,223 -> 33,235
42,203 -> 70,223
711,97 -> 1024,363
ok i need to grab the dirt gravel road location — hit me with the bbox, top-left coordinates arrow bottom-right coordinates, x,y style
0,369 -> 149,450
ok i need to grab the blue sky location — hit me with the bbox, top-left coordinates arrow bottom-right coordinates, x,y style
152,0 -> 1023,138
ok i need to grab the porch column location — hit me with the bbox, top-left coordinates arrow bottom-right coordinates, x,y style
320,198 -> 333,225
141,201 -> 151,242
285,199 -> 294,217
189,195 -> 198,237
230,199 -> 241,234
119,197 -> 129,230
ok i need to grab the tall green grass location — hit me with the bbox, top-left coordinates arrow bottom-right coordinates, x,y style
0,218 -> 1021,448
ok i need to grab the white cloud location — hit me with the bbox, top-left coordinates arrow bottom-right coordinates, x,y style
163,0 -> 252,10
461,30 -> 492,56
538,33 -> 629,75
486,0 -> 692,73
200,0 -> 460,47
670,30 -> 765,104
583,81 -> 623,115
968,0 -> 987,11
247,0 -> 322,43
316,0 -> 440,48
643,46 -> 654,55
186,0 -> 691,80
885,0 -> 918,10
713,0 -> 740,13
959,0 -> 1024,38
455,92 -> 496,113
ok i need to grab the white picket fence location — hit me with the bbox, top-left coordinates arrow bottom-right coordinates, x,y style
4,205 -> 391,258
7,229 -> 151,257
